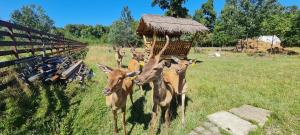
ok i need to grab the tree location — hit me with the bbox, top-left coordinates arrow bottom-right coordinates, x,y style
10,4 -> 54,32
283,10 -> 300,47
108,6 -> 139,46
152,0 -> 189,18
120,6 -> 134,29
64,24 -> 109,40
193,0 -> 216,30
261,14 -> 291,51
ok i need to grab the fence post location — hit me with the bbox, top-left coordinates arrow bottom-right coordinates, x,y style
7,27 -> 19,59
40,34 -> 46,57
48,35 -> 53,54
27,31 -> 35,56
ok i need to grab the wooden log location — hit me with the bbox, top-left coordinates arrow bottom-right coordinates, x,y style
61,60 -> 83,79
28,73 -> 41,82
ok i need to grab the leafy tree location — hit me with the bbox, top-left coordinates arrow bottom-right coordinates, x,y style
283,10 -> 300,47
51,27 -> 65,37
207,0 -> 286,47
261,14 -> 292,50
108,6 -> 139,46
152,0 -> 189,18
193,0 -> 216,30
64,24 -> 109,40
10,4 -> 54,32
120,6 -> 134,28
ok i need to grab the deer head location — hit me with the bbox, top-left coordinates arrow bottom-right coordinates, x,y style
171,56 -> 203,75
131,47 -> 145,62
135,35 -> 170,85
98,64 -> 138,96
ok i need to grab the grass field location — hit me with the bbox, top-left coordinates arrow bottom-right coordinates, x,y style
1,46 -> 300,135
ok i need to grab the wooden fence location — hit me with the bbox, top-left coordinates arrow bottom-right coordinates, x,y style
0,20 -> 87,69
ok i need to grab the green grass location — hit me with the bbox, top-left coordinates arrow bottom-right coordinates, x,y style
0,46 -> 299,135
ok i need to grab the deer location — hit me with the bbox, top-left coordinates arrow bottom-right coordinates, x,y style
113,46 -> 125,68
134,35 -> 174,135
128,47 -> 145,73
164,56 -> 202,127
128,47 -> 147,94
97,64 -> 139,135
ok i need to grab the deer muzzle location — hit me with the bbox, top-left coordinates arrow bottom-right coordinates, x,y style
134,78 -> 143,86
103,88 -> 112,96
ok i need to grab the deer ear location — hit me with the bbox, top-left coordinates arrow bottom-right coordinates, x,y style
188,59 -> 203,65
153,60 -> 168,70
189,59 -> 194,65
97,64 -> 113,74
171,56 -> 180,64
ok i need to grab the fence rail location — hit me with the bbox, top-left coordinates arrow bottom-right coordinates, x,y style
0,20 -> 87,69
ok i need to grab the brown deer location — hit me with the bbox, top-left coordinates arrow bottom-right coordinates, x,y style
128,47 -> 146,94
164,56 -> 202,127
97,64 -> 139,135
113,46 -> 125,68
135,35 -> 174,135
130,47 -> 145,62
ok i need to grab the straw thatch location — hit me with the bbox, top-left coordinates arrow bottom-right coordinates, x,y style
136,14 -> 209,37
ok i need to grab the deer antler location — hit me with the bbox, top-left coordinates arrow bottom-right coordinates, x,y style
149,33 -> 157,58
157,35 -> 170,58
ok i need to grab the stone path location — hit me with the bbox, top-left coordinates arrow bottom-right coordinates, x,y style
189,105 -> 271,135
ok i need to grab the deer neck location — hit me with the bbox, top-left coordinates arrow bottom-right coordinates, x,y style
178,71 -> 187,82
153,72 -> 167,98
178,72 -> 186,93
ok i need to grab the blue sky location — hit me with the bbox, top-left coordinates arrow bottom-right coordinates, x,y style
0,0 -> 299,27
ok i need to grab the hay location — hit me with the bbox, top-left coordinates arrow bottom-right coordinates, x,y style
235,39 -> 284,53
136,14 -> 209,36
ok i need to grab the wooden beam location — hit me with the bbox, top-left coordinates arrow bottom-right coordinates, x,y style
61,60 -> 83,79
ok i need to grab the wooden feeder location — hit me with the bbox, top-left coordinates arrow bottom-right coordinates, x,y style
136,14 -> 208,61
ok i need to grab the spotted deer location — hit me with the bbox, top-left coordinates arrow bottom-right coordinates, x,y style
164,56 -> 202,127
113,46 -> 125,68
97,64 -> 139,135
135,35 -> 174,135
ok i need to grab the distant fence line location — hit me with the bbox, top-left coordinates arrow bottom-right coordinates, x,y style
0,20 -> 87,69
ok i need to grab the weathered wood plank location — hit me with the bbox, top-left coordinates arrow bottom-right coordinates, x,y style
61,60 -> 83,79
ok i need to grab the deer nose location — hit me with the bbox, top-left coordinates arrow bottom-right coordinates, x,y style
134,78 -> 142,85
103,88 -> 112,96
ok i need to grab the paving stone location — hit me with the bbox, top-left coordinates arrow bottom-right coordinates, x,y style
229,104 -> 271,127
189,131 -> 199,135
207,111 -> 257,135
208,126 -> 221,134
203,130 -> 213,135
194,126 -> 205,133
203,121 -> 215,129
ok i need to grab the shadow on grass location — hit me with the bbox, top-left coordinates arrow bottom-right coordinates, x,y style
141,83 -> 152,95
127,96 -> 151,135
170,94 -> 192,121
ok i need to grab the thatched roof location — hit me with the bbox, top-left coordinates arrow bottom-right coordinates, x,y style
136,14 -> 209,37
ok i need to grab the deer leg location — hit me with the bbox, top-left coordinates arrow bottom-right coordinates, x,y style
120,58 -> 122,67
112,110 -> 118,134
122,106 -> 127,135
129,92 -> 134,106
150,104 -> 158,135
117,60 -> 121,68
181,93 -> 186,127
165,105 -> 171,128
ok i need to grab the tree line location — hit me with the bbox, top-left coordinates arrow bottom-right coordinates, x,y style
6,1 -> 300,47
153,0 -> 300,47
8,4 -> 139,46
